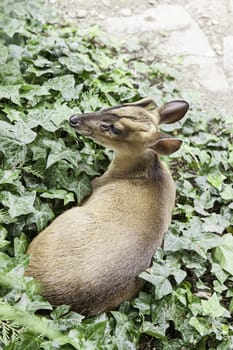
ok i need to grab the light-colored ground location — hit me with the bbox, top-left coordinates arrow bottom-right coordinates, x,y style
53,0 -> 233,113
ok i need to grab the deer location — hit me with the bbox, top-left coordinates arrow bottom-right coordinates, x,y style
26,97 -> 189,316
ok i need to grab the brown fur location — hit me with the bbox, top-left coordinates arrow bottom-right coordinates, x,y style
26,97 -> 189,315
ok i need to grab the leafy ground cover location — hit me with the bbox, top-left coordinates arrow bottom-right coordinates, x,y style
0,0 -> 233,349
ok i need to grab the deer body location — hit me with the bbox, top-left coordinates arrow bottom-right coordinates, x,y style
26,98 -> 189,315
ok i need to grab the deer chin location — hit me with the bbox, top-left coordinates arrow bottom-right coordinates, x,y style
77,128 -> 93,137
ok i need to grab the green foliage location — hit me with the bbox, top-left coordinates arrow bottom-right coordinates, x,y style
0,0 -> 233,349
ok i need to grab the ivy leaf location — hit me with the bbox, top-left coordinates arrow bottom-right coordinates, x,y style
155,279 -> 173,300
59,54 -> 97,74
132,291 -> 151,315
27,66 -> 54,78
214,234 -> 233,275
0,60 -> 23,85
42,138 -> 80,169
0,46 -> 9,64
27,203 -> 55,232
14,233 -> 28,256
0,191 -> 36,218
40,189 -> 75,205
141,321 -> 166,339
202,214 -> 229,234
0,137 -> 27,167
44,75 -> 77,101
74,175 -> 92,205
140,263 -> 173,300
46,149 -> 79,169
0,18 -> 28,38
194,190 -> 217,216
0,120 -> 37,144
79,91 -> 104,112
0,169 -> 20,186
33,57 -> 53,67
5,333 -> 42,350
201,293 -> 229,318
27,103 -> 77,132
189,316 -> 207,336
51,305 -> 84,330
0,226 -> 9,250
207,173 -> 226,191
19,84 -> 50,104
0,85 -> 21,105
0,303 -> 74,347
164,218 -> 221,258
217,337 -> 233,350
220,184 -> 233,201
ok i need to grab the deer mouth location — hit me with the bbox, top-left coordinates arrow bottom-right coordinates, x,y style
78,129 -> 93,136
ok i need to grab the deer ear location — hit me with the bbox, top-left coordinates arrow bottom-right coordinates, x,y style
158,100 -> 189,124
150,132 -> 182,155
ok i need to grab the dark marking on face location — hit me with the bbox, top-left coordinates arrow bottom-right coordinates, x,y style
150,154 -> 163,180
101,104 -> 132,113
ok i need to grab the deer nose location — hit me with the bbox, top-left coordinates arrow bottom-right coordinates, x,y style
70,115 -> 82,127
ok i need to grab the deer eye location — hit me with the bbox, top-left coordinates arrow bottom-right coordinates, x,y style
100,123 -> 122,135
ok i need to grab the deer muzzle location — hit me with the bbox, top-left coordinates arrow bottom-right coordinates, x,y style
69,114 -> 93,136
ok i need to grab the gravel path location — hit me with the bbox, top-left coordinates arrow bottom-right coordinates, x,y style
53,0 -> 233,113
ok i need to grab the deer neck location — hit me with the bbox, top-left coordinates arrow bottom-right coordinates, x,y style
106,148 -> 161,179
